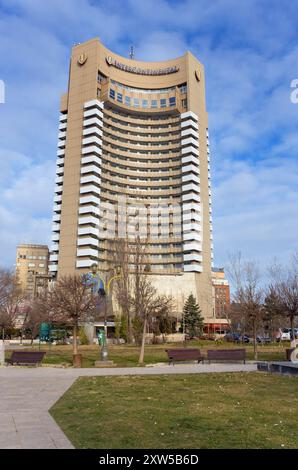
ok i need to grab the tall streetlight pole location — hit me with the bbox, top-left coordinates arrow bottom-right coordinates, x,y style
100,266 -> 122,361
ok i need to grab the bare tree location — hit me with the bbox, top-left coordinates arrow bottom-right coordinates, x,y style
0,269 -> 23,339
44,275 -> 97,361
108,238 -> 133,343
268,253 -> 298,340
227,253 -> 264,359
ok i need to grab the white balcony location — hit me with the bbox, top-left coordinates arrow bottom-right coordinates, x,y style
181,146 -> 199,157
81,155 -> 102,166
49,264 -> 58,272
80,183 -> 100,195
58,131 -> 66,140
183,232 -> 202,242
182,183 -> 200,194
76,259 -> 95,268
182,164 -> 200,175
83,108 -> 103,120
77,237 -> 99,247
84,99 -> 104,110
50,243 -> 59,252
181,128 -> 199,139
81,164 -> 101,176
52,213 -> 61,222
181,111 -> 198,122
51,223 -> 60,232
54,194 -> 62,203
57,148 -> 65,157
181,137 -> 199,148
57,140 -> 66,149
49,253 -> 58,262
83,126 -> 103,138
51,233 -> 60,241
183,242 -> 202,252
78,216 -> 99,226
56,157 -> 64,167
59,121 -> 67,131
184,264 -> 203,273
181,119 -> 199,131
79,205 -> 100,216
80,173 -> 101,186
78,226 -> 99,237
183,222 -> 201,233
79,195 -> 100,206
77,248 -> 98,258
182,155 -> 199,166
82,145 -> 102,156
55,175 -> 63,185
84,117 -> 103,128
182,202 -> 201,213
182,174 -> 200,185
59,113 -> 67,122
56,166 -> 64,176
182,193 -> 200,203
182,212 -> 201,223
82,136 -> 102,147
183,253 -> 202,263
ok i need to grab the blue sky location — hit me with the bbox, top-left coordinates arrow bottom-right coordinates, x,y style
0,0 -> 297,273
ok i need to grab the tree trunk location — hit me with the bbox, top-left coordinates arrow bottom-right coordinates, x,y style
73,323 -> 78,355
253,320 -> 258,360
290,315 -> 295,342
127,311 -> 133,344
138,317 -> 147,364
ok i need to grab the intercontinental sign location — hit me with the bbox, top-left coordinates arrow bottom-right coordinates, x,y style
106,56 -> 179,76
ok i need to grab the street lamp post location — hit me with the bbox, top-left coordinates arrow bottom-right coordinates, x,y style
100,266 -> 122,362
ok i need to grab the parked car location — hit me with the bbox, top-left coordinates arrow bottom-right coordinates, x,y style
224,332 -> 241,343
256,335 -> 271,344
280,328 -> 291,341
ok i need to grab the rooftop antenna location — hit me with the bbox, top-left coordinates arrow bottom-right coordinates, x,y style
129,45 -> 135,60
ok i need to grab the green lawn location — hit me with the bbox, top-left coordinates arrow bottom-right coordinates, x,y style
6,340 -> 289,367
50,372 -> 298,449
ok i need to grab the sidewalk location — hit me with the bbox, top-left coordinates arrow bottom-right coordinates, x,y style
0,363 -> 257,449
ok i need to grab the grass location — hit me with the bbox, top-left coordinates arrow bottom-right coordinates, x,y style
7,341 -> 289,367
50,372 -> 298,449
5,340 -> 290,367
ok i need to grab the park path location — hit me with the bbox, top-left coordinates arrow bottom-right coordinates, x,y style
0,363 -> 257,449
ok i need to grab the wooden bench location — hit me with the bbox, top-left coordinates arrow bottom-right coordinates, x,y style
207,348 -> 246,364
165,348 -> 203,365
7,351 -> 46,367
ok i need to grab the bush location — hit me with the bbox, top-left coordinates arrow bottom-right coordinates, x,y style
78,327 -> 89,345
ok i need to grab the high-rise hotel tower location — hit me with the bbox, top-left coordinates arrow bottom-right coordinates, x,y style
49,38 -> 214,319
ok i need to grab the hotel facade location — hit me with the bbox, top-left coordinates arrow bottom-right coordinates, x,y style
49,38 -> 214,320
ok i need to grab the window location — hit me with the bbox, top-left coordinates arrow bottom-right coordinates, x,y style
160,99 -> 166,108
169,97 -> 176,106
133,98 -> 139,108
109,89 -> 115,99
142,100 -> 148,108
125,96 -> 131,106
117,93 -> 123,103
39,263 -> 45,268
28,263 -> 35,267
151,100 -> 157,108
182,98 -> 187,108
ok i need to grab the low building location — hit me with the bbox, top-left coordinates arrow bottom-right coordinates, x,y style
211,267 -> 230,330
15,244 -> 50,298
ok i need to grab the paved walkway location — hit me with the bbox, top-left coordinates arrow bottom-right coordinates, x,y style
0,363 -> 257,449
